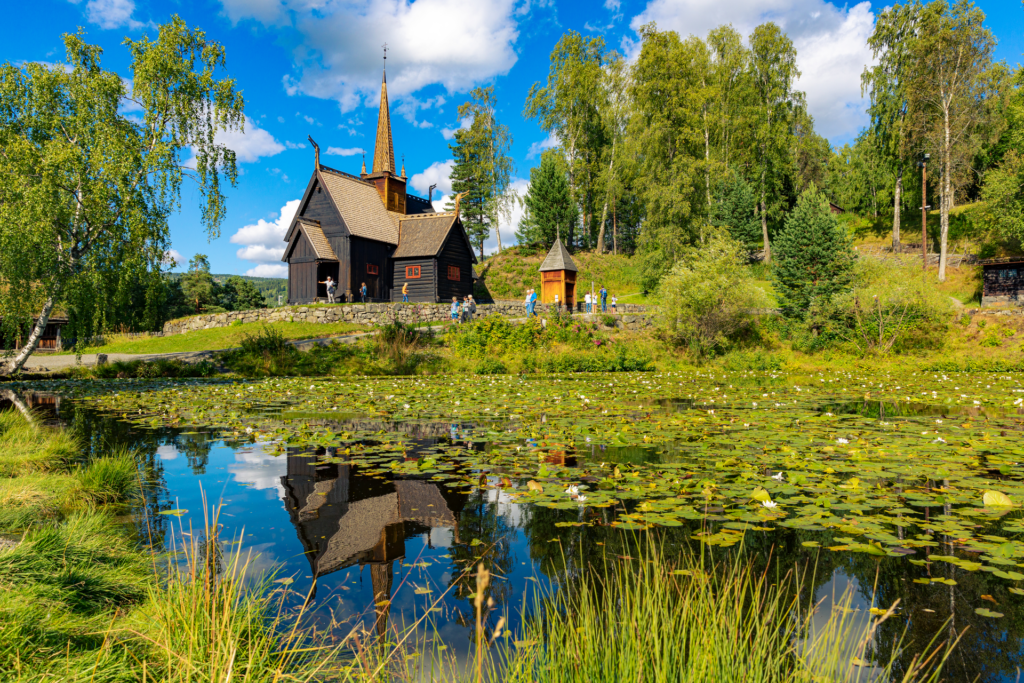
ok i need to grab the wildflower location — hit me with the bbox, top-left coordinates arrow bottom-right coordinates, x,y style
762,500 -> 778,509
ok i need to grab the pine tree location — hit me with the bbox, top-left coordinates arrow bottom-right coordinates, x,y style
710,174 -> 761,247
772,188 -> 855,318
516,151 -> 577,249
180,254 -> 215,314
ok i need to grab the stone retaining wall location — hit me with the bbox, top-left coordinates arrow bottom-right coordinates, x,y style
162,301 -> 654,336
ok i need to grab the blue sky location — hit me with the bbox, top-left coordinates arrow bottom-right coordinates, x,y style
3,0 -> 1022,277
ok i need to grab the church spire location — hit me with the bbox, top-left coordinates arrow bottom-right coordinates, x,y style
372,47 -> 395,175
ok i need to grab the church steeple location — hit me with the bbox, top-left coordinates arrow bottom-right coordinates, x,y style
372,67 -> 395,174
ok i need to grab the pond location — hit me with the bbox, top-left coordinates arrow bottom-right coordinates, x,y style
7,369 -> 1024,681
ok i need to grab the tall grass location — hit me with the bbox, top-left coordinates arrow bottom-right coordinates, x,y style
496,548 -> 955,683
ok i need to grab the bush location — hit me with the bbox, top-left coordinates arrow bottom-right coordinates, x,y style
657,232 -> 770,357
600,314 -> 617,328
813,260 -> 953,355
92,358 -> 216,379
448,317 -> 544,358
476,358 -> 508,375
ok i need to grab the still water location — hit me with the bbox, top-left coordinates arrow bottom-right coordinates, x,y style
6,386 -> 1024,681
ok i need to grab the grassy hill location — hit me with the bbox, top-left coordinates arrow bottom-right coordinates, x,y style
475,247 -> 648,303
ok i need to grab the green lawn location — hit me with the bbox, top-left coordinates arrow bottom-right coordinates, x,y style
64,320 -> 369,355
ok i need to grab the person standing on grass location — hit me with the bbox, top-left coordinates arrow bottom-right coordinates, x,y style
600,285 -> 608,313
451,296 -> 460,324
319,276 -> 337,303
402,282 -> 409,303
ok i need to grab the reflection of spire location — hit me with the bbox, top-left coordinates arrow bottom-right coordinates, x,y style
371,561 -> 394,637
372,69 -> 395,174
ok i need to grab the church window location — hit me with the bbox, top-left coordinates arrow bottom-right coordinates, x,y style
447,265 -> 460,281
405,265 -> 421,279
367,264 -> 379,275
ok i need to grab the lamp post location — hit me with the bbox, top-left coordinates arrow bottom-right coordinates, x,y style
918,153 -> 930,272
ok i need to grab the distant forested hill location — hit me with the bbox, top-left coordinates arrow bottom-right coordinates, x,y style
165,273 -> 287,307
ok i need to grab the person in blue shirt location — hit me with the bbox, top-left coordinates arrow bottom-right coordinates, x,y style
529,288 -> 538,316
600,286 -> 608,313
451,296 -> 460,323
360,282 -> 368,303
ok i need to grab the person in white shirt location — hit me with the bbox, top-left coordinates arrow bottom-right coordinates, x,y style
585,292 -> 592,313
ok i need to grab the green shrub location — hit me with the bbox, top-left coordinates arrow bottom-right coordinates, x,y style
476,358 -> 508,375
657,232 -> 770,357
720,349 -> 785,372
813,260 -> 953,355
600,314 -> 617,328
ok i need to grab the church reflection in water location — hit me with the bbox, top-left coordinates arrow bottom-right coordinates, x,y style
279,426 -> 473,635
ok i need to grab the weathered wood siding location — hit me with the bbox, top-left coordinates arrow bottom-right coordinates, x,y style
983,265 -> 1024,298
391,258 -> 436,302
436,232 -> 474,302
299,178 -> 349,297
288,261 -> 318,303
350,237 -> 394,301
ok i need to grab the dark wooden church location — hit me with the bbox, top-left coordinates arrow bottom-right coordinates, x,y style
282,66 -> 476,304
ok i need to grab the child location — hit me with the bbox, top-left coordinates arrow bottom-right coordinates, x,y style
451,296 -> 460,323
402,282 -> 409,303
611,295 -> 617,313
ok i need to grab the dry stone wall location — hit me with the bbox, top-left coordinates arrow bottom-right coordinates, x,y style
162,300 -> 654,336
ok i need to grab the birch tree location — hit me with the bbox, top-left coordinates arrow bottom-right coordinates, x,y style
0,18 -> 242,374
907,0 -> 997,281
749,23 -> 803,263
863,1 -> 922,253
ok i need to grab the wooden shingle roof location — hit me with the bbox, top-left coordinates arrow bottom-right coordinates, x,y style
392,213 -> 458,258
318,167 -> 400,245
539,238 -> 577,272
282,218 -> 338,261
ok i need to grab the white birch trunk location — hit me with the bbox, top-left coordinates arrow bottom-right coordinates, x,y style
892,169 -> 902,252
939,108 -> 951,283
2,294 -> 59,376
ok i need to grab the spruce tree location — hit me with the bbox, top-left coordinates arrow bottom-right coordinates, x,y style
772,188 -> 855,318
710,174 -> 761,248
516,151 -> 577,249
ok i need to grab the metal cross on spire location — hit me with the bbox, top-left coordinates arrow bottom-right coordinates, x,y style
382,42 -> 388,62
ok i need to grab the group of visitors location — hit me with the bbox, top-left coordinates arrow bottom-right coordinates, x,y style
523,289 -> 539,317
451,295 -> 477,323
584,286 -> 614,313
523,286 -> 618,315
316,277 -> 370,304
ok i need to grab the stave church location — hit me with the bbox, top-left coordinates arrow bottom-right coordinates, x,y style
282,64 -> 476,304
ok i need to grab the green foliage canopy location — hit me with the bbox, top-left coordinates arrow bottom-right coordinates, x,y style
0,18 -> 243,373
517,151 -> 577,249
772,188 -> 856,318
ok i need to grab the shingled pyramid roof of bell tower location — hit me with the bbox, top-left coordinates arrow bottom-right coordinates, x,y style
539,238 -> 577,272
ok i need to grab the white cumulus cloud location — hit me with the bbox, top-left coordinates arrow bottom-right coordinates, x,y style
217,116 -> 287,163
69,0 -> 148,30
441,115 -> 473,140
231,0 -> 521,114
526,132 -> 559,159
246,264 -> 289,278
326,146 -> 364,157
162,249 -> 184,269
410,160 -> 454,200
231,199 -> 300,276
628,0 -> 876,141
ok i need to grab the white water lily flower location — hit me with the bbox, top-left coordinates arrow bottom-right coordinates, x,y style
836,438 -> 849,445
565,485 -> 580,497
403,404 -> 410,410
762,500 -> 778,509
772,472 -> 784,481
933,437 -> 947,443
576,494 -> 587,503
245,427 -> 253,434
